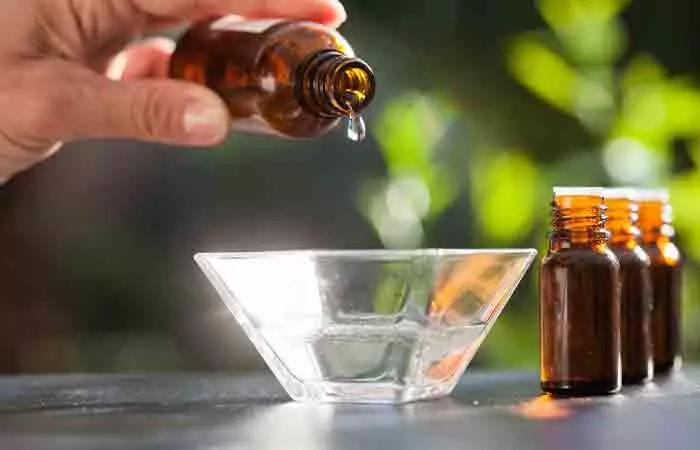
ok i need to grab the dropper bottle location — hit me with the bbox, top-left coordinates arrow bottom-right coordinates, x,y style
604,188 -> 653,384
169,17 -> 376,141
540,187 -> 621,396
636,188 -> 682,375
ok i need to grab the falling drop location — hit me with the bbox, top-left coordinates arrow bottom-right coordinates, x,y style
346,115 -> 366,142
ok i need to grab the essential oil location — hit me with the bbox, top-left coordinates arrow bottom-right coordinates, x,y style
604,188 -> 653,384
636,189 -> 682,375
540,187 -> 621,396
169,17 -> 376,141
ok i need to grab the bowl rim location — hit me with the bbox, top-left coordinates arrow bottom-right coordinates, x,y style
194,248 -> 538,260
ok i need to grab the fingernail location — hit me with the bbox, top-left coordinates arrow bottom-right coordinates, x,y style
183,101 -> 229,145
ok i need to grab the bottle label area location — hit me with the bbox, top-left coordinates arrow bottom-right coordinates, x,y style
210,16 -> 285,34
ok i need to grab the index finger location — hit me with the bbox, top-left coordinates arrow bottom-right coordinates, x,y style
132,0 -> 347,28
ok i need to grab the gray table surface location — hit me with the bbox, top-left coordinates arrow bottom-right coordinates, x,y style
0,366 -> 698,450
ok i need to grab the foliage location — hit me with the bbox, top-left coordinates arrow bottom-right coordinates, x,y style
361,0 -> 700,367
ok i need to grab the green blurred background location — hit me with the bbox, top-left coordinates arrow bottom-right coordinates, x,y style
0,0 -> 698,373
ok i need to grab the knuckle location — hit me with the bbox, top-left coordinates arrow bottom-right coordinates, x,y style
24,88 -> 66,135
129,87 -> 160,139
129,85 -> 181,140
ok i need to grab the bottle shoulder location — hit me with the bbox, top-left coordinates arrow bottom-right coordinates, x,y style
609,244 -> 651,267
173,20 -> 352,72
642,241 -> 681,267
263,21 -> 354,56
542,246 -> 619,269
255,21 -> 353,78
254,22 -> 358,138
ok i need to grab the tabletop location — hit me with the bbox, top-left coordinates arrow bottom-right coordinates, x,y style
0,366 -> 698,450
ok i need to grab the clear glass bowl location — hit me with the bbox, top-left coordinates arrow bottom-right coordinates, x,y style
195,249 -> 536,404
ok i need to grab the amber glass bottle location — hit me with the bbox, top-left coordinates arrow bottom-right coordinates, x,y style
540,187 -> 621,396
169,17 -> 376,140
636,189 -> 682,375
604,189 -> 653,384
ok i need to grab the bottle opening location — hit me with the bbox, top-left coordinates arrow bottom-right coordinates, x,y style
295,49 -> 375,142
331,60 -> 375,115
635,188 -> 673,242
551,187 -> 609,244
603,188 -> 640,246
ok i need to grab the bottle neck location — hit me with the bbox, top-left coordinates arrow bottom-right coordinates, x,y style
606,197 -> 641,248
549,194 -> 609,251
638,200 -> 675,245
295,49 -> 375,118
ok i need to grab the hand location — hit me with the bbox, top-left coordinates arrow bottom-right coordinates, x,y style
0,0 -> 346,181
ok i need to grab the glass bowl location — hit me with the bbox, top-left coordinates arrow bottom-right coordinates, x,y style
195,249 -> 536,404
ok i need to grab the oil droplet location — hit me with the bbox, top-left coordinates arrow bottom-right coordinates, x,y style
346,115 -> 366,142
341,91 -> 367,142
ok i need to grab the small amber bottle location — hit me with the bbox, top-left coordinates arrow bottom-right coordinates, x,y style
169,17 -> 375,140
636,189 -> 682,375
604,188 -> 653,384
540,187 -> 621,396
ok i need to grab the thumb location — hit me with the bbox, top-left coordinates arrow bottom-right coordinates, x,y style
99,78 -> 231,146
7,63 -> 230,147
